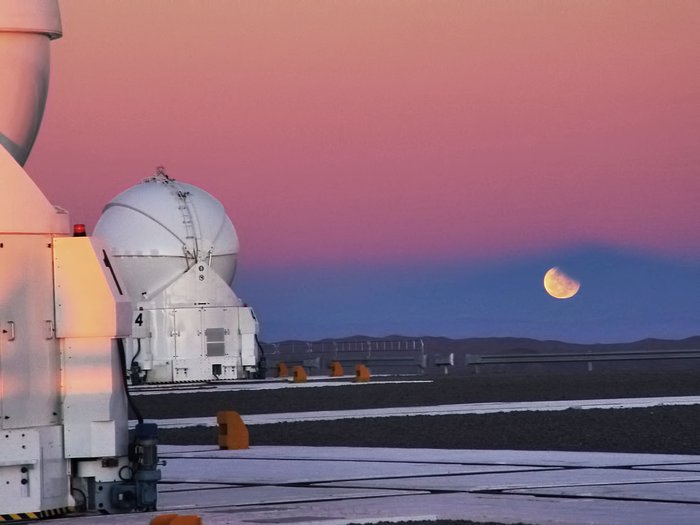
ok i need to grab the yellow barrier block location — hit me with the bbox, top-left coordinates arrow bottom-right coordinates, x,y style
329,360 -> 344,377
150,514 -> 179,525
354,364 -> 371,382
276,361 -> 289,377
217,411 -> 249,450
292,365 -> 308,382
151,516 -> 202,525
151,515 -> 204,525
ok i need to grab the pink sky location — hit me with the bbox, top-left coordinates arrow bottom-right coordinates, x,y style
27,0 -> 700,268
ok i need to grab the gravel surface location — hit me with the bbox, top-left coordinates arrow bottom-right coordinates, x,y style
137,372 -> 700,417
135,372 -> 700,454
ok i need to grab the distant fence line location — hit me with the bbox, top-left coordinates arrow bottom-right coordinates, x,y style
258,339 -> 700,377
464,348 -> 700,373
261,338 -> 425,355
260,339 -> 426,376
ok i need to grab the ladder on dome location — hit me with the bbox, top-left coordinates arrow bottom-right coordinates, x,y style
175,188 -> 201,266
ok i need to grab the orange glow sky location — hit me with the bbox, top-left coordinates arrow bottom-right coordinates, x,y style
22,1 -> 700,341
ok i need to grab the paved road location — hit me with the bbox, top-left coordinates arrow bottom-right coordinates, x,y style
49,445 -> 700,524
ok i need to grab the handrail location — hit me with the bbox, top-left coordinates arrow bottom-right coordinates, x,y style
466,349 -> 700,366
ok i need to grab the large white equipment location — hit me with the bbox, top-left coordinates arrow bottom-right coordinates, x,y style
94,172 -> 264,383
0,0 -> 160,517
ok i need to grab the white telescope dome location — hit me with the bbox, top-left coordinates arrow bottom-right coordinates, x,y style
0,0 -> 62,165
94,169 -> 239,300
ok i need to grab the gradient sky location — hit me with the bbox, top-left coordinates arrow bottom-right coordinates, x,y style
26,0 -> 700,343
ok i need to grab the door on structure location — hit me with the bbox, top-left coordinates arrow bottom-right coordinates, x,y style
0,235 -> 60,429
171,307 -> 206,380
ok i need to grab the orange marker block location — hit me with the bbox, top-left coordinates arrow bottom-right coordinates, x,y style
171,516 -> 203,525
329,360 -> 344,377
276,361 -> 289,378
151,516 -> 203,525
217,410 -> 249,450
354,364 -> 370,382
292,365 -> 308,383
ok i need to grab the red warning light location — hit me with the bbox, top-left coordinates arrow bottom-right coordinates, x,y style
73,223 -> 87,237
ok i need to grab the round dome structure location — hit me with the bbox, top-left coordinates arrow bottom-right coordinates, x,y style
94,169 -> 239,301
0,0 -> 62,165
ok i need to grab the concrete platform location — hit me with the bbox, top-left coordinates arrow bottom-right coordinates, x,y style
47,446 -> 700,524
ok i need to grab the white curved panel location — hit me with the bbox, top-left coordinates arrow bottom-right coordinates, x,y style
0,0 -> 62,38
94,172 -> 240,295
0,33 -> 50,165
210,254 -> 238,286
94,204 -> 190,257
0,0 -> 61,165
103,256 -> 187,302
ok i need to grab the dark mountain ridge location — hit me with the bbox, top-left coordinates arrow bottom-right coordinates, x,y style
267,334 -> 700,354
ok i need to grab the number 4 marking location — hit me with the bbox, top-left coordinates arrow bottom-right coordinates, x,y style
135,313 -> 143,326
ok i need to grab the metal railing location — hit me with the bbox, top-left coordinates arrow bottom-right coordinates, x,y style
260,339 -> 426,376
260,340 -> 700,376
464,348 -> 700,373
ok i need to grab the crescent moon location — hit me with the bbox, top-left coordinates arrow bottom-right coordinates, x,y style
543,267 -> 580,299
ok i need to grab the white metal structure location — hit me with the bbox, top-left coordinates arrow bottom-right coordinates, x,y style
1,1 -> 159,517
94,173 -> 262,383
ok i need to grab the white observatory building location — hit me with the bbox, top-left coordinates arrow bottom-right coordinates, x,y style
2,1 -> 161,515
94,170 -> 263,383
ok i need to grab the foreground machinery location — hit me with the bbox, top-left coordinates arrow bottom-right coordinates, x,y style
0,1 -> 160,517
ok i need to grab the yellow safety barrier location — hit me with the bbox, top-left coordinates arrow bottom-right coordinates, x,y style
292,365 -> 308,383
217,411 -> 249,450
276,361 -> 289,377
354,364 -> 371,382
329,360 -> 344,377
150,514 -> 202,525
171,517 -> 202,525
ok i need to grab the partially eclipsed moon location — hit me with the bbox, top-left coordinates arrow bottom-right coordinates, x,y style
543,267 -> 580,299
